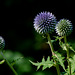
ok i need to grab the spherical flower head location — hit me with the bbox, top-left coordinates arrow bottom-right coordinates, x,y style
55,19 -> 73,36
33,11 -> 57,35
0,36 -> 5,50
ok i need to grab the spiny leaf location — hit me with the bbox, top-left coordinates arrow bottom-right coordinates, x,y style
54,51 -> 66,71
67,43 -> 75,53
59,39 -> 75,53
0,60 -> 5,64
61,72 -> 68,75
29,60 -> 41,70
37,64 -> 41,70
46,40 -> 56,45
59,39 -> 67,51
42,65 -> 48,70
29,60 -> 40,66
51,40 -> 55,43
42,57 -> 53,70
70,55 -> 75,74
11,57 -> 23,66
54,36 -> 64,41
29,56 -> 54,71
42,57 -> 45,63
47,56 -> 50,62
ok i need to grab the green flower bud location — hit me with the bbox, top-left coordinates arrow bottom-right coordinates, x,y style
0,36 -> 5,50
55,19 -> 73,36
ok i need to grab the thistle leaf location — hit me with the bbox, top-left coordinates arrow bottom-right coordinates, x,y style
37,65 -> 41,70
42,57 -> 45,63
54,36 -> 64,41
67,43 -> 75,53
54,51 -> 66,71
29,60 -> 41,70
42,65 -> 48,70
11,57 -> 23,66
70,55 -> 75,74
59,39 -> 75,53
61,72 -> 68,75
29,56 -> 54,70
0,60 -> 5,64
59,40 -> 67,51
47,56 -> 50,62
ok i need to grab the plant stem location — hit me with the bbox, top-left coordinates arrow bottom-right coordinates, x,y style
1,51 -> 18,75
47,33 -> 60,75
64,35 -> 71,75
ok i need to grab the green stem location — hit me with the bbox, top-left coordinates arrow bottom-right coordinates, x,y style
47,33 -> 60,75
64,35 -> 71,75
1,51 -> 18,75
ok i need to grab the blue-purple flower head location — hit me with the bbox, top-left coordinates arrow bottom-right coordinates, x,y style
55,19 -> 73,36
33,11 -> 57,35
0,36 -> 5,50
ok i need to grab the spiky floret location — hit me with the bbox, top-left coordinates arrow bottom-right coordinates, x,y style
55,19 -> 73,36
0,36 -> 5,50
33,11 -> 57,35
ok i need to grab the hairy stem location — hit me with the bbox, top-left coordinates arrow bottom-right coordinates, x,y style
64,35 -> 71,75
1,51 -> 18,75
47,33 -> 60,75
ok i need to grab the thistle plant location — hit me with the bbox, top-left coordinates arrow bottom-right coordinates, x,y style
30,11 -> 61,75
0,36 -> 18,75
30,11 -> 75,75
56,19 -> 73,75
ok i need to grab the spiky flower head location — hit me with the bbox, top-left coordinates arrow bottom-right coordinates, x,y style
0,36 -> 5,50
55,19 -> 73,36
33,11 -> 56,35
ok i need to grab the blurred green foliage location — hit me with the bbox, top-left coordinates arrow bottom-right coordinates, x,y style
0,50 -> 57,75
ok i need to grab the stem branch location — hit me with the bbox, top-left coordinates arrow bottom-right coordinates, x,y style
47,33 -> 60,75
64,35 -> 71,75
1,51 -> 18,75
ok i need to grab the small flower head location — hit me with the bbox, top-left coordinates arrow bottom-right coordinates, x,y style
33,11 -> 56,35
0,36 -> 5,50
55,19 -> 73,36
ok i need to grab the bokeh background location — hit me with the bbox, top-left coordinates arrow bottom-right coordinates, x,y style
0,0 -> 75,75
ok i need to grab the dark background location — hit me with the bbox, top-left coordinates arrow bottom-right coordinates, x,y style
0,0 -> 75,75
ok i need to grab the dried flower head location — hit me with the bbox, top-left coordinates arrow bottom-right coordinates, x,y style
33,11 -> 56,35
0,36 -> 5,50
55,19 -> 73,36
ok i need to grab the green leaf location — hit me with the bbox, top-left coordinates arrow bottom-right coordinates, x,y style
0,60 -> 5,64
54,51 -> 66,71
59,39 -> 75,53
47,56 -> 50,62
54,36 -> 64,41
42,65 -> 48,70
29,56 -> 54,70
51,40 -> 55,42
42,57 -> 45,63
59,39 -> 67,51
61,72 -> 69,75
65,55 -> 75,75
29,60 -> 41,70
70,55 -> 75,74
11,57 -> 23,66
67,43 -> 75,53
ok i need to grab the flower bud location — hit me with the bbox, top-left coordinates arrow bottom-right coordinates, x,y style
0,36 -> 5,50
55,19 -> 73,36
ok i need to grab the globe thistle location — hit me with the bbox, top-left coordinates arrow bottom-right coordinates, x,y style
0,36 -> 5,50
55,19 -> 73,36
33,11 -> 57,35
